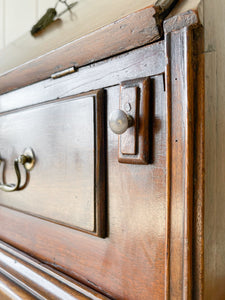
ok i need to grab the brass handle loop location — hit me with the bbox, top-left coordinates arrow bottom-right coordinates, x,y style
0,148 -> 35,192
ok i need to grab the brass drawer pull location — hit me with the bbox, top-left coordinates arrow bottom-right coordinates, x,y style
0,148 -> 35,192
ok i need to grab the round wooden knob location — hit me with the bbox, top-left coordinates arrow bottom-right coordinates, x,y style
109,109 -> 133,135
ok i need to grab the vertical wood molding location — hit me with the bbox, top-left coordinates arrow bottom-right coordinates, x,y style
192,27 -> 204,300
183,26 -> 194,300
165,24 -> 196,299
94,89 -> 107,237
165,29 -> 172,300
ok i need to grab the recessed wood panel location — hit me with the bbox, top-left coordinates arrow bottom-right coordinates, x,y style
0,90 -> 106,237
0,41 -> 169,299
0,76 -> 168,299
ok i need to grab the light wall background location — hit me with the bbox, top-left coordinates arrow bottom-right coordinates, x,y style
0,0 -> 156,73
0,0 -> 70,50
0,0 -> 157,52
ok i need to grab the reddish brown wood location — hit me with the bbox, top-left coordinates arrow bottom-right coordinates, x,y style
0,272 -> 35,300
118,77 -> 151,164
0,90 -> 107,237
120,86 -> 138,155
192,27 -> 204,300
165,24 -> 196,299
0,9 -> 205,300
0,5 -> 161,95
95,89 -> 107,237
0,241 -> 109,299
0,41 -> 165,110
0,64 -> 168,299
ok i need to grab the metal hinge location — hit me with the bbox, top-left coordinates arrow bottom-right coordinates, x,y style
51,66 -> 77,79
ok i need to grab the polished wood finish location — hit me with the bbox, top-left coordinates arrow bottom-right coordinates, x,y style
95,89 -> 107,237
0,41 -> 169,298
0,241 -> 109,299
119,77 -> 151,164
0,90 -> 107,237
2,3 -> 224,300
192,27 -> 204,300
120,86 -> 138,155
0,41 -> 165,109
165,25 -> 195,300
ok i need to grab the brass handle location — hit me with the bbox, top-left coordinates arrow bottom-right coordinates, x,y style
0,148 -> 35,192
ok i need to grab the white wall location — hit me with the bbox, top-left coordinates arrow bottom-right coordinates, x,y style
0,0 -> 75,50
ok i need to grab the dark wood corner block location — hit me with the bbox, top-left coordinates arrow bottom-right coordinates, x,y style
163,9 -> 200,33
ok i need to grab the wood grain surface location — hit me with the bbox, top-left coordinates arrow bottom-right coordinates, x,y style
0,0 -> 182,85
0,43 -> 168,299
0,90 -> 106,237
118,77 -> 151,164
192,27 -> 204,300
0,241 -> 109,299
164,22 -> 199,299
0,7 -> 208,300
0,41 -> 165,108
0,5 -> 161,95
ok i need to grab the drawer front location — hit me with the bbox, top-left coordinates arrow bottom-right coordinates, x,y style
0,42 -> 167,300
0,90 -> 106,236
0,35 -> 194,300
